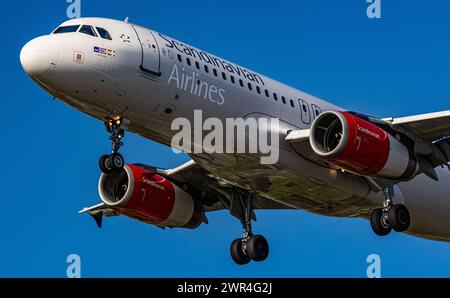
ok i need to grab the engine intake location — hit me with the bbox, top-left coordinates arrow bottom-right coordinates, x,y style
98,164 -> 205,229
310,111 -> 418,180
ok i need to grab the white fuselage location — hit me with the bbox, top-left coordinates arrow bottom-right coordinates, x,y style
20,17 -> 450,242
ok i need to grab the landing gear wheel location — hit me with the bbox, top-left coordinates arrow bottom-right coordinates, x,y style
99,154 -> 114,174
247,235 -> 269,262
110,153 -> 125,170
230,191 -> 270,265
388,204 -> 410,232
370,208 -> 392,236
230,239 -> 250,265
99,118 -> 129,174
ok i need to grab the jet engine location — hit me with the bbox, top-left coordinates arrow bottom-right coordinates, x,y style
309,111 -> 418,180
98,164 -> 205,229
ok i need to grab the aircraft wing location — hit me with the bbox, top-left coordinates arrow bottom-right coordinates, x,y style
80,160 -> 292,228
285,129 -> 310,143
383,110 -> 450,143
79,203 -> 119,228
286,110 -> 450,146
285,110 -> 450,183
384,110 -> 450,167
161,160 -> 293,212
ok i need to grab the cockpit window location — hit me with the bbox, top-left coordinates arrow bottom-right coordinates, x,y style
53,25 -> 80,34
79,25 -> 97,37
96,27 -> 112,40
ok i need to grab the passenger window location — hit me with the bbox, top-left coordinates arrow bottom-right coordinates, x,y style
96,27 -> 112,40
265,90 -> 270,97
282,96 -> 287,104
186,58 -> 191,66
177,54 -> 182,63
290,100 -> 295,107
231,76 -> 235,84
79,25 -> 97,37
239,79 -> 244,87
195,61 -> 200,70
213,69 -> 218,77
53,25 -> 80,34
222,72 -> 227,80
204,65 -> 209,73
273,93 -> 278,101
248,83 -> 253,91
256,86 -> 261,94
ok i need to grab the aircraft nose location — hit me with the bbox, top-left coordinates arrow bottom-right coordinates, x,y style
20,37 -> 59,78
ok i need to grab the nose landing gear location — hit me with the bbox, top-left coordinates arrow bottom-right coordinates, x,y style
99,118 -> 130,174
230,192 -> 269,265
370,186 -> 411,236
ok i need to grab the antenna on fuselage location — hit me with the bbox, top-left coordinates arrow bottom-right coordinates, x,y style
124,17 -> 129,23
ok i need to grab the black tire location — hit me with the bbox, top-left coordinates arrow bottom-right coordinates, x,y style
388,204 -> 411,232
370,208 -> 392,236
230,239 -> 251,265
99,154 -> 114,174
110,153 -> 125,170
247,235 -> 269,262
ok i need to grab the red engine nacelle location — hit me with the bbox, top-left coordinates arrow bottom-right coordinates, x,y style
98,164 -> 205,229
309,111 -> 418,180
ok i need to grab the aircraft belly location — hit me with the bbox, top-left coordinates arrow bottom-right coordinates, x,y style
399,168 -> 450,242
191,150 -> 372,218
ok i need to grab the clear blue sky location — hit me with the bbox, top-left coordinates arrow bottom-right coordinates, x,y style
2,0 -> 450,277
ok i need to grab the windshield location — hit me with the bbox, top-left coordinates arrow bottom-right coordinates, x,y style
79,25 -> 97,37
96,27 -> 112,40
53,25 -> 80,34
52,24 -> 113,40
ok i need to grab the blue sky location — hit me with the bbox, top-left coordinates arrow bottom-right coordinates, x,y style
2,0 -> 450,277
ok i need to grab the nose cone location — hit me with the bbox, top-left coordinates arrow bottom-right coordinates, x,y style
20,36 -> 59,79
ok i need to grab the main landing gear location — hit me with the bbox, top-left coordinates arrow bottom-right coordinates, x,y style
99,118 -> 130,174
370,186 -> 411,236
230,193 -> 269,265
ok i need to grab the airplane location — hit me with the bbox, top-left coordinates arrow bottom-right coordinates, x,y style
20,17 -> 450,265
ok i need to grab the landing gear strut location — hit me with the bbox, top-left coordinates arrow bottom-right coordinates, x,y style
370,186 -> 411,236
99,118 -> 130,174
230,192 -> 269,265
